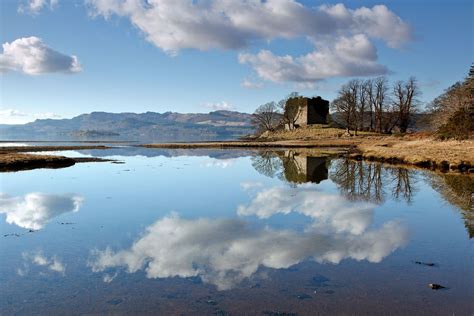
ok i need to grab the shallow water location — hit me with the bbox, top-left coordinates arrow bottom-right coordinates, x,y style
0,148 -> 473,315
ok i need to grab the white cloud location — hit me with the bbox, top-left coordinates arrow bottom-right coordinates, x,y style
241,79 -> 264,89
238,34 -> 388,83
0,108 -> 62,124
21,251 -> 66,275
0,192 -> 83,230
18,0 -> 59,15
0,37 -> 82,75
87,1 -> 411,53
87,1 -> 411,82
203,101 -> 235,111
89,213 -> 408,290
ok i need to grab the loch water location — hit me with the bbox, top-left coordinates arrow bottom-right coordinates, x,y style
1,147 -> 473,315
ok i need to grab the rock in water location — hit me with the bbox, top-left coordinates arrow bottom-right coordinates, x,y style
415,261 -> 435,266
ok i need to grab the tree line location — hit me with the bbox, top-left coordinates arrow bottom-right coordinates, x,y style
331,77 -> 420,135
426,65 -> 473,139
251,65 -> 472,139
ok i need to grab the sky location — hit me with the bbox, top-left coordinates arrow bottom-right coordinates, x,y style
0,0 -> 472,124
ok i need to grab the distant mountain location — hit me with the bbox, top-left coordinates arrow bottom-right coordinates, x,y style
0,110 -> 255,141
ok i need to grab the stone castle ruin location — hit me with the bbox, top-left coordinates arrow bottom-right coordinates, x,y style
286,96 -> 329,129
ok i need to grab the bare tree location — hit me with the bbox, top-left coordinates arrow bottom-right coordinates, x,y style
347,79 -> 360,135
252,102 -> 281,133
365,79 -> 375,131
357,80 -> 369,131
367,77 -> 389,133
393,77 -> 420,133
332,81 -> 358,135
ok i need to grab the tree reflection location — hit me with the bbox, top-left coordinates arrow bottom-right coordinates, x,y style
330,160 -> 416,204
330,160 -> 385,203
390,168 -> 415,203
250,151 -> 283,179
428,174 -> 474,238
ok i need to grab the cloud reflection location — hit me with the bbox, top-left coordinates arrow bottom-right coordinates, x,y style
0,192 -> 83,230
19,251 -> 66,276
238,184 -> 375,235
89,211 -> 408,290
201,158 -> 236,169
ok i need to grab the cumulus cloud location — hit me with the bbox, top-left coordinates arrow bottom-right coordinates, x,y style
0,108 -> 61,124
89,213 -> 408,290
20,251 -> 66,275
238,34 -> 388,82
203,101 -> 235,111
87,1 -> 411,82
0,192 -> 83,230
87,1 -> 411,53
0,37 -> 82,75
18,0 -> 59,15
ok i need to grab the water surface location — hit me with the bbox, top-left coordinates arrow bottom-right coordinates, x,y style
1,148 -> 473,315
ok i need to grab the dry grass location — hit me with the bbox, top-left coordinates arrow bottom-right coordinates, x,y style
356,139 -> 474,170
259,124 -> 379,141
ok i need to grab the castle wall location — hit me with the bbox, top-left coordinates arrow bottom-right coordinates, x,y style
292,97 -> 329,127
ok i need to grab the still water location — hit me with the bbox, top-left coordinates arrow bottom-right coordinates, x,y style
1,148 -> 473,315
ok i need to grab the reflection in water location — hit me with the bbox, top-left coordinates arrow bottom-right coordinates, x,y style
238,185 -> 375,235
251,151 -> 283,179
251,150 -> 329,184
331,160 -> 385,203
330,160 -> 417,204
201,158 -> 237,169
0,193 -> 83,230
282,151 -> 328,184
18,251 -> 66,276
251,152 -> 416,204
90,185 -> 408,290
428,174 -> 474,238
253,151 -> 473,240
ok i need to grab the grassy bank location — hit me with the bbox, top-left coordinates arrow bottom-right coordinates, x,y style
352,139 -> 473,172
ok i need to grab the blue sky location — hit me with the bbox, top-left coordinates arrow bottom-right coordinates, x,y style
0,0 -> 472,123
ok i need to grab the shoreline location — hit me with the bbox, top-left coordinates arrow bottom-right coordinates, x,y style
140,138 -> 473,173
0,137 -> 472,173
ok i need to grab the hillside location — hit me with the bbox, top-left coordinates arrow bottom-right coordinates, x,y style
0,110 -> 254,141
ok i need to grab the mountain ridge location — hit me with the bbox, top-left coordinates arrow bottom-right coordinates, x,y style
0,110 -> 255,141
